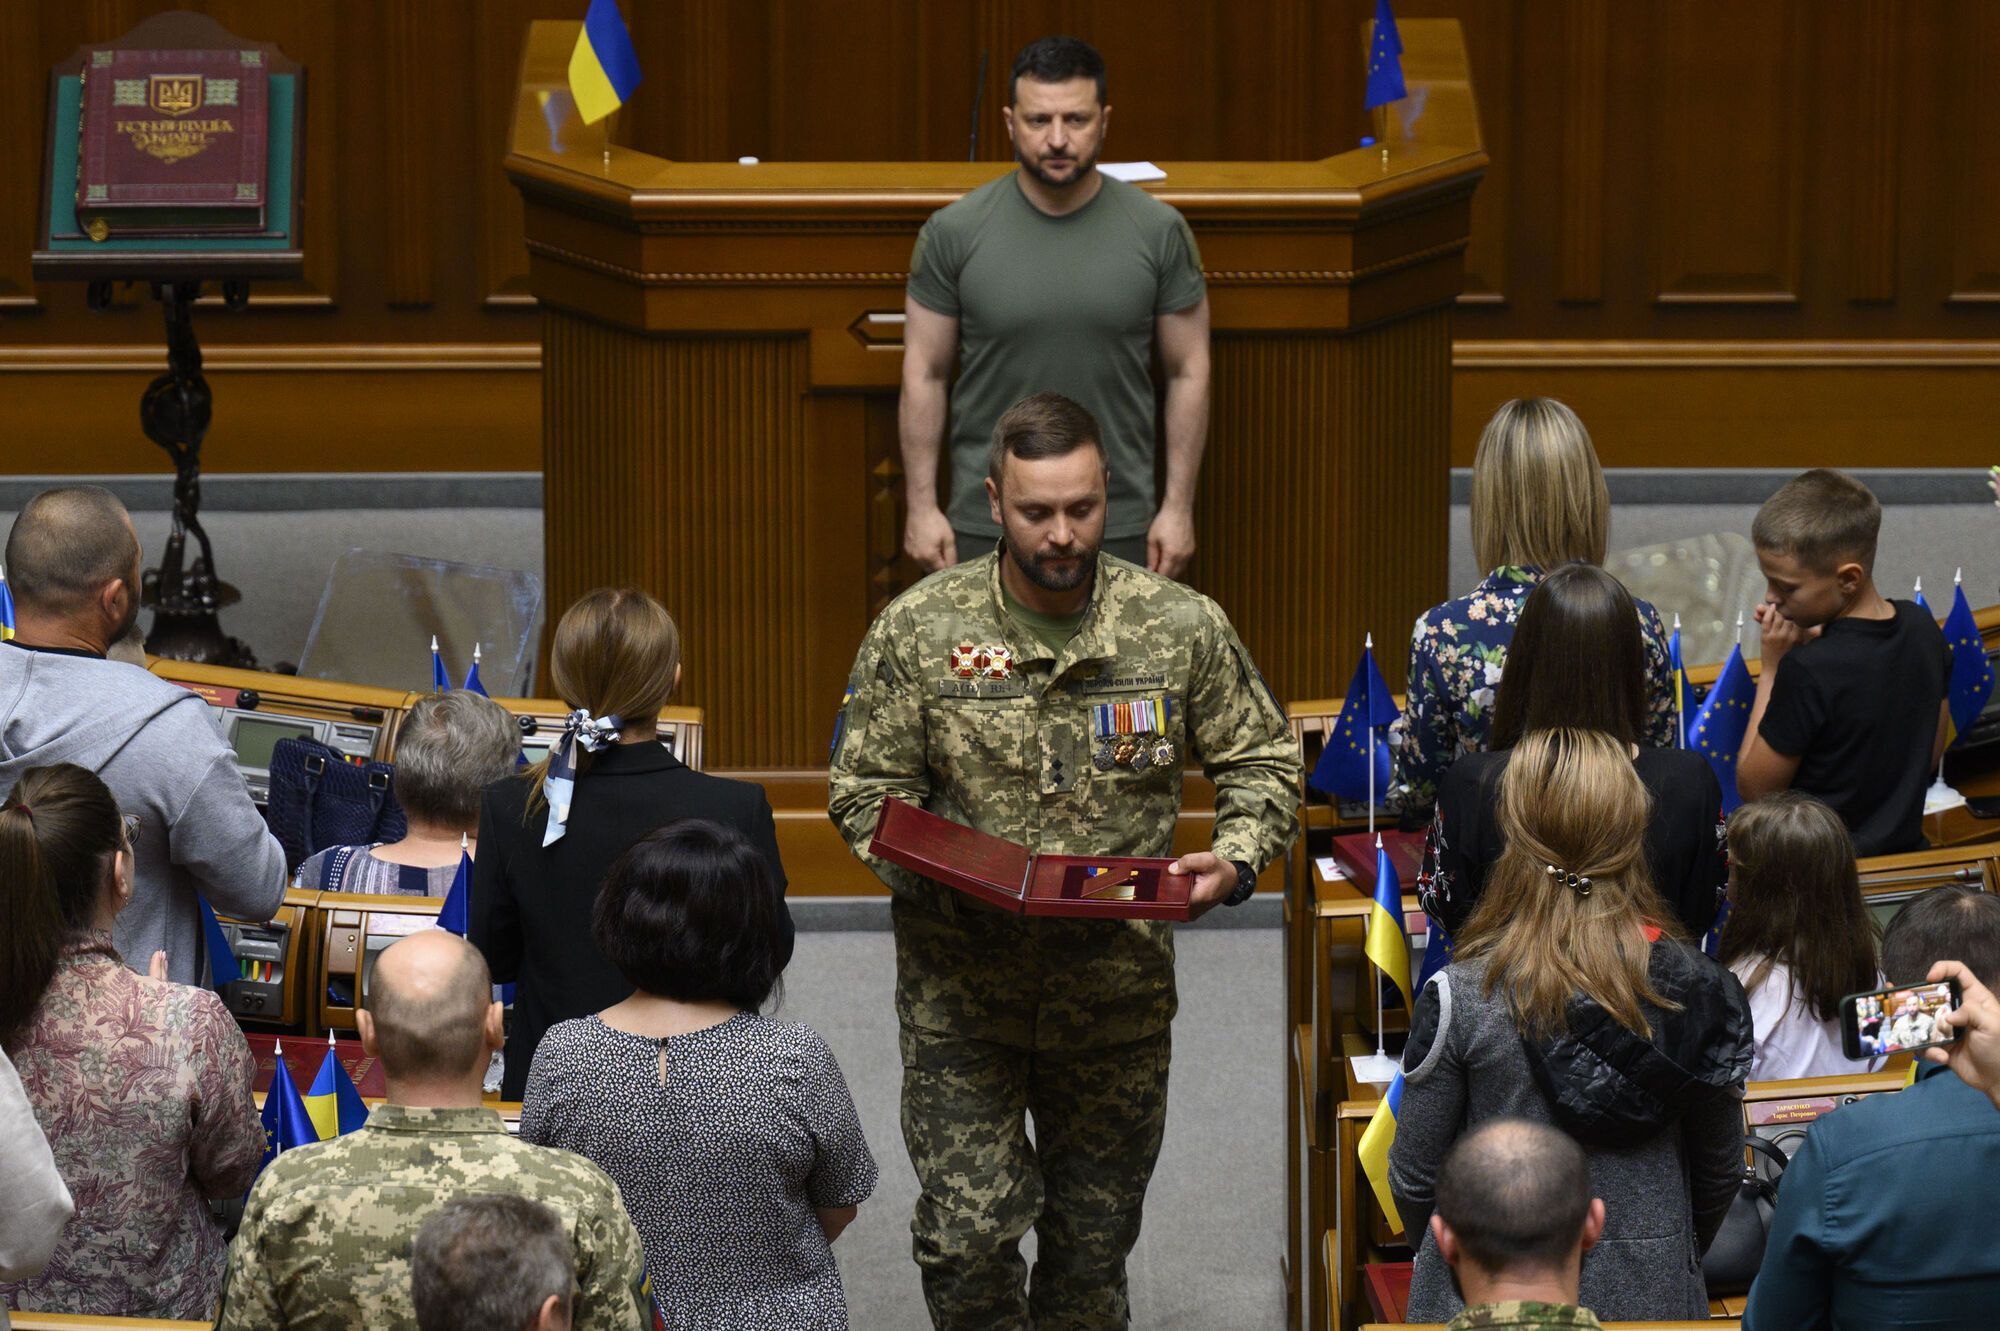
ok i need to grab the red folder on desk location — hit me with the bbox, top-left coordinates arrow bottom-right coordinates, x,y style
243,1032 -> 386,1099
869,798 -> 1192,921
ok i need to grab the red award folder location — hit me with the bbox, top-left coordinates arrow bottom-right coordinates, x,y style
869,798 -> 1193,921
1328,828 -> 1426,899
75,48 -> 269,238
242,1032 -> 387,1099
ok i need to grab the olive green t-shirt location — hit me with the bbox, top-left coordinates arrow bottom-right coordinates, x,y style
908,172 -> 1206,540
1000,579 -> 1089,659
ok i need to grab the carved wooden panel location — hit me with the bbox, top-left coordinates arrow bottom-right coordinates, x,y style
1649,0 -> 1807,305
1556,0 -> 1608,304
0,4 -> 43,311
1945,2 -> 2000,303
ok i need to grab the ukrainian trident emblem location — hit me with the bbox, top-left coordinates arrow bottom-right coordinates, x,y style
148,75 -> 204,116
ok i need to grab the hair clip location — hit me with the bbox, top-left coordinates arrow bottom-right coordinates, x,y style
1545,863 -> 1592,896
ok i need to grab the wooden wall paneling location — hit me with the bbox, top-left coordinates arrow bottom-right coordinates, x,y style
474,1 -> 543,309
1,4 -> 43,312
1649,0 -> 1808,306
629,0 -> 732,162
1426,0 -> 1516,307
1945,2 -> 2000,303
382,0 -> 439,309
1555,0 -> 1608,304
1843,0 -> 1900,304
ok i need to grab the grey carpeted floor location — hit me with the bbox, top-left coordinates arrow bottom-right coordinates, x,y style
771,923 -> 1286,1331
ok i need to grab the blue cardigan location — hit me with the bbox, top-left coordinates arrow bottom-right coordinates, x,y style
1745,1063 -> 2000,1330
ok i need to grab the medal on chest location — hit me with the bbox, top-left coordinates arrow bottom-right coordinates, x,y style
1091,694 -> 1175,771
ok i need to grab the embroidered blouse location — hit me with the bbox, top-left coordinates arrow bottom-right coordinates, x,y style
1392,565 -> 1678,812
0,932 -> 265,1321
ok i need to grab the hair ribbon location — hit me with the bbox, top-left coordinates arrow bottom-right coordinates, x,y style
541,709 -> 623,848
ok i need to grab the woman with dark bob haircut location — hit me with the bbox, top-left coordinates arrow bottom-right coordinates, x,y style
1417,562 -> 1726,943
520,820 -> 877,1331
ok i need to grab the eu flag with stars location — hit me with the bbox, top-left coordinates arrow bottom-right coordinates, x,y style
257,1040 -> 319,1177
1310,643 -> 1400,802
438,837 -> 471,936
1689,645 -> 1756,812
1365,0 -> 1406,110
1944,581 -> 1995,749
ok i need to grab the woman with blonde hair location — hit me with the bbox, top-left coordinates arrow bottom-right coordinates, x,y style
1389,729 -> 1751,1322
1391,398 -> 1678,812
470,587 -> 791,1098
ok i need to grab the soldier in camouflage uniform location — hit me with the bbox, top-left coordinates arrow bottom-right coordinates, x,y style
829,392 -> 1300,1329
214,932 -> 649,1331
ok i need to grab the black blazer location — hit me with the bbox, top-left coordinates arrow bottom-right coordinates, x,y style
1417,746 -> 1725,944
470,741 -> 791,1099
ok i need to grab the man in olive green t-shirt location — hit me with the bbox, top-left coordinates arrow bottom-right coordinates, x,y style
900,35 -> 1212,579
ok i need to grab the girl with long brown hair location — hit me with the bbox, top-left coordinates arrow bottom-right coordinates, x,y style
0,764 -> 263,1320
1388,729 -> 1752,1323
1720,792 -> 1881,1079
469,587 -> 791,1099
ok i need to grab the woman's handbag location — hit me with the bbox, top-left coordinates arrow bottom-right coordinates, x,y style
265,736 -> 405,871
1702,1133 -> 1789,1296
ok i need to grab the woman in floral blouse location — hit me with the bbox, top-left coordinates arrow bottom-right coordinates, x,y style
0,763 -> 265,1322
1393,398 -> 1677,813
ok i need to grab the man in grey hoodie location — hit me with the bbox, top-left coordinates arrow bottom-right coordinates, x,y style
0,486 -> 285,984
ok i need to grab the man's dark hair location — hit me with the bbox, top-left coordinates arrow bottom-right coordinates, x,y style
1750,468 -> 1882,575
1489,562 -> 1649,750
593,819 -> 793,1010
412,1194 -> 574,1331
1436,1119 -> 1593,1272
4,485 -> 140,614
1010,36 -> 1106,105
987,391 -> 1107,485
1883,886 -> 2000,990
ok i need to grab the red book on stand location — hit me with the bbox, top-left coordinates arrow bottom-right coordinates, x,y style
75,47 -> 269,238
1328,828 -> 1426,899
869,798 -> 1192,921
242,1033 -> 387,1099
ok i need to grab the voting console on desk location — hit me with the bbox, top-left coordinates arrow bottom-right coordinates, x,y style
217,887 -> 320,1029
869,797 -> 1192,921
149,660 -> 412,804
316,891 -> 444,1033
495,696 -> 707,771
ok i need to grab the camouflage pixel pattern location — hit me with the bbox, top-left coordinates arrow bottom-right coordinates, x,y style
1444,1300 -> 1606,1330
829,550 -> 1300,1325
214,1105 -> 649,1331
899,1022 -> 1170,1330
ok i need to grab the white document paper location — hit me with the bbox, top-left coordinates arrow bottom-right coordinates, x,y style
1100,161 -> 1167,183
1315,857 -> 1347,882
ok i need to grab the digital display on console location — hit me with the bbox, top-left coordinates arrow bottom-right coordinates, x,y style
229,715 -> 317,771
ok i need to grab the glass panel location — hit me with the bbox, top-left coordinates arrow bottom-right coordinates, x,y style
296,550 -> 543,695
1605,531 -> 1766,668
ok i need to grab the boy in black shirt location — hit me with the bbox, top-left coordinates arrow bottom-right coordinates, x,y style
1737,468 -> 1949,854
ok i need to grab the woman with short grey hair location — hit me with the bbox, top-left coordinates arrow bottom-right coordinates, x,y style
295,690 -> 521,895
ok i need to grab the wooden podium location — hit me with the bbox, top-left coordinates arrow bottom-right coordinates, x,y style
506,20 -> 1485,772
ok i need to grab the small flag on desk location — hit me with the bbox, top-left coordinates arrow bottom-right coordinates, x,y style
568,0 -> 643,125
1364,0 -> 1406,110
1915,577 -> 1932,616
463,644 -> 488,697
438,835 -> 471,937
1669,616 -> 1695,749
1358,1068 -> 1405,1233
304,1033 -> 369,1143
0,562 -> 14,641
1944,573 -> 1995,749
1689,643 -> 1756,813
1309,639 -> 1401,802
199,898 -> 238,993
1365,835 -> 1413,1014
257,1040 -> 319,1177
431,635 -> 449,693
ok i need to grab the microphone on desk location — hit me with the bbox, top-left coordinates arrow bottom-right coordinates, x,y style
968,51 -> 988,161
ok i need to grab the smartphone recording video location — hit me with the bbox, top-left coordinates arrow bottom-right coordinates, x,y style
1842,978 -> 1962,1060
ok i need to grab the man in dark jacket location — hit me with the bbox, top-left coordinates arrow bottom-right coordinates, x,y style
1745,887 -> 2000,1330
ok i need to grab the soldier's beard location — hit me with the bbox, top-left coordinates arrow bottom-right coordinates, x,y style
1007,539 -> 1097,592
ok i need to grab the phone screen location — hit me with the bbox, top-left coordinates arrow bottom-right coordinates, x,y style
1843,979 -> 1961,1060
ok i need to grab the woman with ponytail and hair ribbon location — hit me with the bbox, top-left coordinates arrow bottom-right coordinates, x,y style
0,764 -> 262,1321
471,587 -> 791,1099
1387,729 -> 1753,1324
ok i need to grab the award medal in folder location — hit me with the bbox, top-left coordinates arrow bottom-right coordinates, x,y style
1091,694 -> 1175,771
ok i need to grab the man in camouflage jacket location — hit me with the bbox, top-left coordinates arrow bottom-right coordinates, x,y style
829,391 -> 1300,1329
214,932 -> 649,1331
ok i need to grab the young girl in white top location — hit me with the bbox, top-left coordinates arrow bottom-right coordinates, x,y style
1719,791 -> 1881,1080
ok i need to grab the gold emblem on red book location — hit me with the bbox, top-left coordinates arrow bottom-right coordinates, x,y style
149,75 -> 204,117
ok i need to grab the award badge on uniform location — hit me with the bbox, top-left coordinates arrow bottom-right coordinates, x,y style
1091,695 -> 1175,771
949,641 -> 1014,681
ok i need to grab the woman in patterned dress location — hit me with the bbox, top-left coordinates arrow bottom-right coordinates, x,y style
0,763 -> 264,1321
1393,398 -> 1678,815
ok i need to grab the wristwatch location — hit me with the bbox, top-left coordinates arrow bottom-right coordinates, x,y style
1223,859 -> 1259,908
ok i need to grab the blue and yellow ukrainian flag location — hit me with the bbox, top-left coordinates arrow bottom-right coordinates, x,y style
1366,835 -> 1413,1013
438,836 -> 471,937
199,898 -> 239,992
258,1040 -> 319,1175
1944,575 -> 1995,749
569,0 -> 643,125
0,562 -> 14,641
1668,616 -> 1694,749
304,1034 -> 370,1143
1358,1068 -> 1405,1232
1689,644 -> 1756,812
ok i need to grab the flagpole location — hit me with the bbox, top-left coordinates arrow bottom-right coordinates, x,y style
602,107 -> 618,170
1928,569 -> 1968,815
1672,613 -> 1684,750
1365,632 -> 1376,841
1373,831 -> 1388,1061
